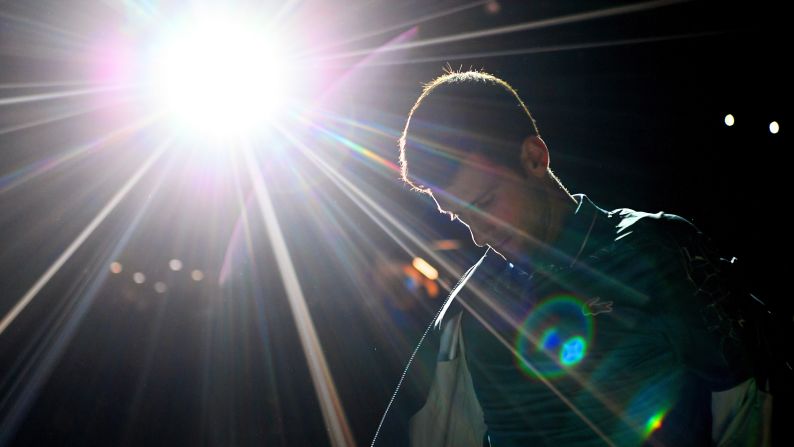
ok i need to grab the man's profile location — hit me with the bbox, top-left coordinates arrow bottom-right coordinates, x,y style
399,71 -> 576,265
392,69 -> 768,446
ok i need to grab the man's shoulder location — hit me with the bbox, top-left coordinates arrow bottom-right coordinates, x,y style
606,205 -> 703,252
574,195 -> 701,251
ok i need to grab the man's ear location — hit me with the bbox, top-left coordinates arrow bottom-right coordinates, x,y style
520,135 -> 550,179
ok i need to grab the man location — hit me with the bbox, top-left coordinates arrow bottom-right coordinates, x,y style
395,70 -> 768,446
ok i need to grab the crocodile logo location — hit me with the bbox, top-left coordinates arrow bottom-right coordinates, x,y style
582,296 -> 613,316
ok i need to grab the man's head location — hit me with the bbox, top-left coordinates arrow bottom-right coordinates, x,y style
399,70 -> 572,256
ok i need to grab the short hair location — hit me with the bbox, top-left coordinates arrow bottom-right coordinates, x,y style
398,69 -> 540,194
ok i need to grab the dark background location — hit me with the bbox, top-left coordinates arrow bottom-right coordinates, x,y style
0,1 -> 789,445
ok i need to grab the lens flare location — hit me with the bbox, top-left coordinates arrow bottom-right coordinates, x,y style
514,295 -> 594,379
622,379 -> 676,443
645,411 -> 665,436
560,336 -> 586,366
540,328 -> 562,350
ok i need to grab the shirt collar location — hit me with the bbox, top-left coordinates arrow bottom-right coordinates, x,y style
473,194 -> 612,281
516,194 -> 610,273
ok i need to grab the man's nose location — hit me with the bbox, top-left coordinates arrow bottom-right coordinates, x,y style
456,210 -> 475,228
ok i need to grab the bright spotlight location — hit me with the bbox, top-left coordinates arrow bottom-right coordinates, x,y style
724,114 -> 735,127
770,121 -> 779,134
149,10 -> 292,138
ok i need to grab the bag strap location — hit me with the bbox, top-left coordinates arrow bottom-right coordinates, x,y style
370,247 -> 491,447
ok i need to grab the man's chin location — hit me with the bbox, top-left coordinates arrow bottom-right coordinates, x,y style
468,230 -> 487,248
489,234 -> 512,250
485,235 -> 515,259
470,230 -> 512,251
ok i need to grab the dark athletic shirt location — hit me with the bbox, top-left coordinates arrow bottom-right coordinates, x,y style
457,194 -> 751,446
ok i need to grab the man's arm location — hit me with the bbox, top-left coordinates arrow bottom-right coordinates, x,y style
650,214 -> 770,445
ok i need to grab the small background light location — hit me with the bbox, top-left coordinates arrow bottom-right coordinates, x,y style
191,270 -> 204,281
154,282 -> 167,293
412,257 -> 439,280
432,239 -> 461,251
770,121 -> 780,134
485,1 -> 501,14
169,259 -> 183,271
724,114 -> 735,126
110,262 -> 123,274
133,272 -> 146,284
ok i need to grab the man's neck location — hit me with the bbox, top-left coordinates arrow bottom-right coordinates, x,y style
542,187 -> 579,249
512,181 -> 578,264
